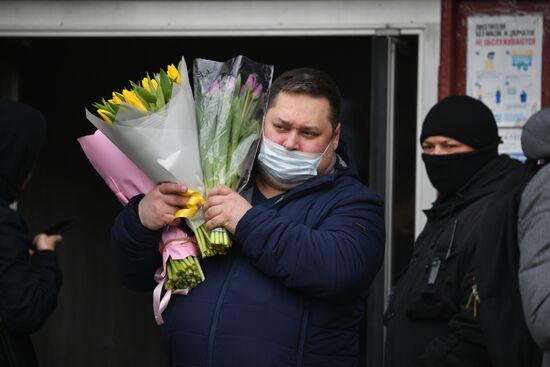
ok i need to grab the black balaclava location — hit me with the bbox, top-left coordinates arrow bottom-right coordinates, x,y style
0,100 -> 47,204
420,95 -> 501,196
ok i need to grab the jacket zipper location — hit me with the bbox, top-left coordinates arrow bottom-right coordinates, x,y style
206,255 -> 240,367
205,166 -> 335,365
296,301 -> 310,367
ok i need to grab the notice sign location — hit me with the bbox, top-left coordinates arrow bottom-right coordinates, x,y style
498,128 -> 525,162
467,15 -> 542,128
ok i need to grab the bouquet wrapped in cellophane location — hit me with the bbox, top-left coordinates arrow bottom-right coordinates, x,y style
77,130 -> 199,324
193,55 -> 273,257
81,55 -> 273,317
84,57 -> 206,299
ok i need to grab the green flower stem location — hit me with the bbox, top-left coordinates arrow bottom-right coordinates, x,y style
194,225 -> 216,258
209,228 -> 231,250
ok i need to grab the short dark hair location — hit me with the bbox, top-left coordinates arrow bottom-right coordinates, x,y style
267,68 -> 341,129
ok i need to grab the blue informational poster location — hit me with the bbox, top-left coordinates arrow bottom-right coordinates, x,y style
467,15 -> 542,160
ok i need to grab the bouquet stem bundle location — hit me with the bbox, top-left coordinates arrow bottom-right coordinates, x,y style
165,255 -> 205,291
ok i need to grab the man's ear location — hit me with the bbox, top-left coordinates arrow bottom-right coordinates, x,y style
332,123 -> 341,150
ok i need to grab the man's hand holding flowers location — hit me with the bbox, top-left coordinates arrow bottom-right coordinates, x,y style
138,183 -> 189,230
203,185 -> 252,235
139,183 -> 252,236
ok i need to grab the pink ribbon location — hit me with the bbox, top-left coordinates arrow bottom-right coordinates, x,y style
153,226 -> 199,325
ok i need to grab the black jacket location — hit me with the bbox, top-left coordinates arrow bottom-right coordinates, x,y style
0,100 -> 62,367
384,155 -> 540,367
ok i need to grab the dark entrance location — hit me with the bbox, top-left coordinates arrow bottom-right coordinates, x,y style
0,35 -> 417,367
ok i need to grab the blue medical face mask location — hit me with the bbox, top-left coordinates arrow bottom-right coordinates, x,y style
257,135 -> 330,188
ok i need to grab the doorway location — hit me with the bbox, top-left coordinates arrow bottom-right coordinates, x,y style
0,35 -> 418,366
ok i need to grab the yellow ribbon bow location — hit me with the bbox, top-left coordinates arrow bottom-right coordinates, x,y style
174,189 -> 205,219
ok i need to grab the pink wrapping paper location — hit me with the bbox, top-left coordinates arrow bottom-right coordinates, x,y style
78,129 -> 154,205
78,129 -> 198,324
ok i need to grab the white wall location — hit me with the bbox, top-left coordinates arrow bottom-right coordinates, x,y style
0,1 -> 438,37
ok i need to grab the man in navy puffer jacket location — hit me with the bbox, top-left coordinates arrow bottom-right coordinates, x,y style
111,68 -> 385,367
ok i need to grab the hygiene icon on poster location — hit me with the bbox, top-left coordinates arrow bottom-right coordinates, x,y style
467,15 -> 542,129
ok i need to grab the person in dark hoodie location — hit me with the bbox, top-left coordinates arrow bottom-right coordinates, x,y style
0,100 -> 63,367
384,95 -> 540,367
111,68 -> 385,367
518,108 -> 550,367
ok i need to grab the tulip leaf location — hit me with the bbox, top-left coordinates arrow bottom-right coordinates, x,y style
97,108 -> 116,122
113,91 -> 125,102
132,90 -> 150,112
106,101 -> 120,115
92,102 -> 105,110
131,81 -> 156,104
235,75 -> 242,95
100,98 -> 116,115
156,82 -> 165,109
159,69 -> 172,102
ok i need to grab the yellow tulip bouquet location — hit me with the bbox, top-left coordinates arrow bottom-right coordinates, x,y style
85,57 -> 206,296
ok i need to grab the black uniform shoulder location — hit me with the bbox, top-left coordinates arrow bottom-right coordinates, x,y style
0,204 -> 27,236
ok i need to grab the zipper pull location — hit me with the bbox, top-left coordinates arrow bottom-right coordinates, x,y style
445,218 -> 458,260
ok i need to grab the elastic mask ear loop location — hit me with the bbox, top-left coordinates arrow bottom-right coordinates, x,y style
319,128 -> 339,166
320,139 -> 332,157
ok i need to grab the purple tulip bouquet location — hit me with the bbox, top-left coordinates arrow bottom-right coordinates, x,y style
192,56 -> 273,257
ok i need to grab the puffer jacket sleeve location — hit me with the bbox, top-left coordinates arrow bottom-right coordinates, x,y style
111,194 -> 162,291
0,208 -> 61,334
234,186 -> 385,299
518,165 -> 550,351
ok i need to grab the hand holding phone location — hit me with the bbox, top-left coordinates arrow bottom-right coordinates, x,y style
30,219 -> 75,253
33,233 -> 63,252
42,219 -> 74,235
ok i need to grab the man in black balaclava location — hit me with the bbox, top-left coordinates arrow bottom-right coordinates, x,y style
420,95 -> 501,197
0,100 -> 63,367
384,95 -> 541,367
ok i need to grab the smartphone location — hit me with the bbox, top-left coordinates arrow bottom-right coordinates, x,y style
42,219 -> 75,235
